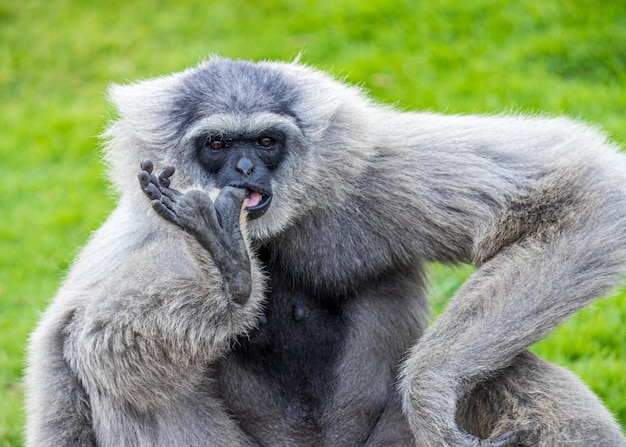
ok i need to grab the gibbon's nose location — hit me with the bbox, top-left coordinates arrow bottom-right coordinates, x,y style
236,157 -> 255,176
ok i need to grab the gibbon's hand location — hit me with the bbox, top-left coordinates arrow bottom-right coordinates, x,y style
138,160 -> 252,304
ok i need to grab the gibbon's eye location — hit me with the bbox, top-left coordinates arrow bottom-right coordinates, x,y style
205,136 -> 226,151
257,136 -> 275,148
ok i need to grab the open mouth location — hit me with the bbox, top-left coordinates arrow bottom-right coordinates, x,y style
245,188 -> 272,220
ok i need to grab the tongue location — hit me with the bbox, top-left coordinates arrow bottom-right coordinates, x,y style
247,190 -> 262,208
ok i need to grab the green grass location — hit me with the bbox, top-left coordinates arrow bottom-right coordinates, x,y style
1,0 -> 625,444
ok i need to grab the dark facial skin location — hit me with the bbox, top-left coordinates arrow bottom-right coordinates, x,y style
196,131 -> 286,219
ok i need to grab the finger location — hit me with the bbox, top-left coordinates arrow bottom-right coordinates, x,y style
214,187 -> 246,233
140,159 -> 154,174
215,186 -> 246,211
159,194 -> 176,211
151,200 -> 181,227
142,183 -> 162,201
158,166 -> 175,188
138,170 -> 151,189
149,172 -> 160,187
158,175 -> 170,188
160,184 -> 181,201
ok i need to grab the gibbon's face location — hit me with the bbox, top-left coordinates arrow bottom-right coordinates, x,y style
195,124 -> 286,220
171,59 -> 309,224
172,60 -> 314,238
109,57 -> 371,240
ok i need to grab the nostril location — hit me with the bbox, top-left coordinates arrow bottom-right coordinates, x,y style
236,157 -> 255,176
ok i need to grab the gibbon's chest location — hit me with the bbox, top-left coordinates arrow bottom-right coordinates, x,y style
214,259 -> 350,433
219,264 -> 347,388
233,274 -> 346,373
226,245 -> 348,376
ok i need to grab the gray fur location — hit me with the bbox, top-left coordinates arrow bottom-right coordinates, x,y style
25,57 -> 626,446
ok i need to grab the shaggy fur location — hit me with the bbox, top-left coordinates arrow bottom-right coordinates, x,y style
25,57 -> 626,446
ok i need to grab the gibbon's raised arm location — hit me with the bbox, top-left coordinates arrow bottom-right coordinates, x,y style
385,113 -> 626,445
390,112 -> 626,359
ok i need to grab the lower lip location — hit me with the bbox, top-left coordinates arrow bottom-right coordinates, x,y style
245,194 -> 272,219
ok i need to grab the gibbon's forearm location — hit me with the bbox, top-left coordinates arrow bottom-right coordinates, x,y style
60,209 -> 264,410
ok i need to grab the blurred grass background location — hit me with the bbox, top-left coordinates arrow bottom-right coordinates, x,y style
1,0 -> 625,445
